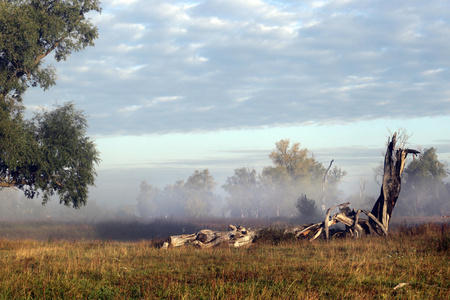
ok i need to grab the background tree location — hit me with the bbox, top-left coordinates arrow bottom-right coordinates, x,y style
136,181 -> 161,218
295,194 -> 321,223
184,169 -> 217,218
159,180 -> 187,217
397,148 -> 449,216
261,139 -> 346,217
268,139 -> 317,180
222,167 -> 261,218
0,189 -> 19,219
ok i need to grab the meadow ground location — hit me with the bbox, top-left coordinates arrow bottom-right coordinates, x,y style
0,219 -> 448,299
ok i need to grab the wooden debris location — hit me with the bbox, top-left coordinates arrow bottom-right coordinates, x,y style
160,132 -> 419,248
168,233 -> 196,247
164,225 -> 257,248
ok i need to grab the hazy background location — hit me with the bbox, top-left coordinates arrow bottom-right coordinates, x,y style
7,0 -> 449,217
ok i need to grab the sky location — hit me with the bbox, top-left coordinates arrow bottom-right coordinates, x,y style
24,0 -> 450,208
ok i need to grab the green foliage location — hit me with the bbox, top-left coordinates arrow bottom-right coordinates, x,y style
260,139 -> 346,216
220,139 -> 347,218
295,194 -> 321,222
0,103 -> 100,208
268,139 -> 316,179
405,148 -> 447,182
397,148 -> 449,216
0,0 -> 101,102
0,102 -> 35,177
0,1 -> 101,208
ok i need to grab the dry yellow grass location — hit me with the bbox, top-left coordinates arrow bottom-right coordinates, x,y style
0,222 -> 448,299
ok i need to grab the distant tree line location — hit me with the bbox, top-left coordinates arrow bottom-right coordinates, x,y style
137,169 -> 218,218
137,139 -> 347,219
136,140 -> 449,220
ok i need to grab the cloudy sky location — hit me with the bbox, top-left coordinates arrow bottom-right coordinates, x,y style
25,0 -> 450,207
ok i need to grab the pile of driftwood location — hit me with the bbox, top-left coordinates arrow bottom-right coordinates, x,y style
162,133 -> 419,249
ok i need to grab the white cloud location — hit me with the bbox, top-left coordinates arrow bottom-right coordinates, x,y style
118,105 -> 142,114
116,43 -> 144,52
154,96 -> 182,102
187,55 -> 208,63
24,0 -> 450,136
114,65 -> 146,79
194,105 -> 215,112
423,68 -> 445,75
109,0 -> 139,5
144,96 -> 183,107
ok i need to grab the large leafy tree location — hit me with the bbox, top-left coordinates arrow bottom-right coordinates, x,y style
0,0 -> 101,208
0,102 -> 100,207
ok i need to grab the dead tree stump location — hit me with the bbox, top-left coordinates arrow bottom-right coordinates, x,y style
370,133 -> 419,235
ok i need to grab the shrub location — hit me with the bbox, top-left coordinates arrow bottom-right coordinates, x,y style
295,194 -> 321,222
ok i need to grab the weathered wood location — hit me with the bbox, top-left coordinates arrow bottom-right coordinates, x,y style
335,213 -> 354,227
370,133 -> 419,235
230,230 -> 257,248
352,210 -> 366,238
193,234 -> 231,249
196,229 -> 218,243
162,133 -> 418,248
320,159 -> 334,210
291,222 -> 323,238
310,226 -> 323,241
168,233 -> 197,247
324,202 -> 350,239
165,225 -> 257,248
363,210 -> 388,236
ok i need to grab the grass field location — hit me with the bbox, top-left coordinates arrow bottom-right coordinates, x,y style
0,220 -> 448,299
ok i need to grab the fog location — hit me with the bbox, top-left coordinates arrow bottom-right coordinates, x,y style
1,144 -> 449,223
89,147 -> 387,210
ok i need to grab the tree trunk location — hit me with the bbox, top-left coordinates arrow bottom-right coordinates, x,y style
370,133 -> 419,235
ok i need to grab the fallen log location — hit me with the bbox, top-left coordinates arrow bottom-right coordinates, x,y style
168,233 -> 196,247
162,225 -> 257,248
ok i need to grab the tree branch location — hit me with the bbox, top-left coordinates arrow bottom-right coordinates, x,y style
34,10 -> 84,66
